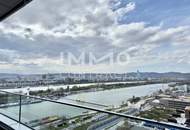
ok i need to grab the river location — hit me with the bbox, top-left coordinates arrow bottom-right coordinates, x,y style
0,83 -> 169,123
65,83 -> 168,106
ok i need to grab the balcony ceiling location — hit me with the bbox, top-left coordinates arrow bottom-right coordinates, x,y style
0,0 -> 32,21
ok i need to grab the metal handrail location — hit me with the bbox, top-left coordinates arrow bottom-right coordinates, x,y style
0,90 -> 189,130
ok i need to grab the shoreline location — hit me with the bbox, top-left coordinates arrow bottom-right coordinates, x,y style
1,81 -> 149,93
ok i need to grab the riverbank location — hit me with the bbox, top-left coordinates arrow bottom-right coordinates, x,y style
65,83 -> 169,107
0,99 -> 42,108
1,81 -> 156,93
28,81 -> 166,99
0,83 -> 169,122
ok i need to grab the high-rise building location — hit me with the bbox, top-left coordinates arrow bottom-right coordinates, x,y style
137,70 -> 141,80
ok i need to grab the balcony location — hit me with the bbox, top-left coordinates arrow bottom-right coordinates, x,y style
0,114 -> 31,130
0,90 -> 189,130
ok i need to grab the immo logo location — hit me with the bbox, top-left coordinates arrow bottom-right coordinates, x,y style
60,50 -> 130,66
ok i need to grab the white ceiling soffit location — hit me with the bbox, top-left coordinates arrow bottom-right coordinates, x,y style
0,0 -> 32,21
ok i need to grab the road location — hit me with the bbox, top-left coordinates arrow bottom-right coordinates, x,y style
87,108 -> 139,130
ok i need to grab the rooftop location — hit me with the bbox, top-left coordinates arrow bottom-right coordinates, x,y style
161,97 -> 190,103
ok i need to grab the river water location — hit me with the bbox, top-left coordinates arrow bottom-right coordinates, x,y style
0,83 -> 169,122
65,83 -> 168,106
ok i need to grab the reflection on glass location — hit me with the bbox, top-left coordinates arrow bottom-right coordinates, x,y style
0,92 -> 20,121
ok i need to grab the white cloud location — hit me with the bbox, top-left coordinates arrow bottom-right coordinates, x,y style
0,0 -> 190,73
115,2 -> 136,18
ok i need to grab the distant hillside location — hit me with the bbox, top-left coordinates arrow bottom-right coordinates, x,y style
0,73 -> 19,79
0,72 -> 190,80
132,72 -> 190,80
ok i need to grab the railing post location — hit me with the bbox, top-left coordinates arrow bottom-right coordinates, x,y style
19,95 -> 22,122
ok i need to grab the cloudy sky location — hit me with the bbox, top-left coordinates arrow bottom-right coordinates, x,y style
0,0 -> 190,74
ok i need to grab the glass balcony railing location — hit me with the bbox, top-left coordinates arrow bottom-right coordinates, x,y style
0,90 -> 189,130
